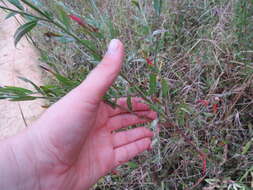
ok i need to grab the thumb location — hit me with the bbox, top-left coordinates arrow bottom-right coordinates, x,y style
75,39 -> 124,103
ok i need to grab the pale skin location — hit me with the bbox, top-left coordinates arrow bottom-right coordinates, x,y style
0,39 -> 156,190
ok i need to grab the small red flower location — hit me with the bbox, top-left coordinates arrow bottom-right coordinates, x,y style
145,58 -> 153,66
213,104 -> 218,114
69,14 -> 85,27
200,153 -> 207,176
196,100 -> 209,107
69,14 -> 99,32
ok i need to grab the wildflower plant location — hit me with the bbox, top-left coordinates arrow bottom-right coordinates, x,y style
0,0 -> 253,189
0,0 -> 169,122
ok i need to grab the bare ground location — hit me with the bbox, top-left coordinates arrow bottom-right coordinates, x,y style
0,10 -> 44,140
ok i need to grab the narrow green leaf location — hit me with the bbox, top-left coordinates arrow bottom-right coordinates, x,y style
7,0 -> 24,10
14,20 -> 37,46
176,104 -> 190,126
149,74 -> 157,95
131,0 -> 140,11
55,73 -> 77,87
153,0 -> 162,16
18,76 -> 44,95
0,86 -> 33,95
127,161 -> 138,169
80,39 -> 101,60
239,165 -> 253,182
5,12 -> 17,20
242,138 -> 253,155
161,79 -> 169,98
103,96 -> 117,109
20,0 -> 50,19
150,104 -> 162,113
106,16 -> 119,39
0,5 -> 46,21
127,96 -> 132,111
80,39 -> 97,52
40,85 -> 58,96
39,65 -> 77,88
10,96 -> 37,101
54,4 -> 71,30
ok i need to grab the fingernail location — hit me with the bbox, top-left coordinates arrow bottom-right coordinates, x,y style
107,39 -> 120,54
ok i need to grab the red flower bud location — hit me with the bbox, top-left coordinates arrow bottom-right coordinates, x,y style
69,14 -> 85,27
213,104 -> 218,114
69,14 -> 99,33
196,100 -> 209,107
146,58 -> 153,66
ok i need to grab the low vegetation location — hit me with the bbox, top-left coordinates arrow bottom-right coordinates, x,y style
0,0 -> 252,189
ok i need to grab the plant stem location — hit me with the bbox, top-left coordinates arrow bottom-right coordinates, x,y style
49,20 -> 102,60
120,72 -> 152,104
20,0 -> 51,20
0,5 -> 50,22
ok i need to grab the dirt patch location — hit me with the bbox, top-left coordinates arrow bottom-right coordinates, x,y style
0,9 -> 44,140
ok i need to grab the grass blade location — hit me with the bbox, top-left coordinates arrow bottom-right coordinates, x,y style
14,20 -> 37,46
161,79 -> 169,98
131,0 -> 141,11
10,96 -> 37,101
127,95 -> 132,111
0,86 -> 33,95
54,3 -> 71,31
18,76 -> 44,95
153,0 -> 162,16
149,73 -> 157,96
5,12 -> 17,20
7,0 -> 24,10
20,0 -> 50,19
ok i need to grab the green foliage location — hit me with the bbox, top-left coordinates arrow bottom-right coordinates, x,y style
14,20 -> 37,46
234,0 -> 253,51
0,86 -> 36,101
7,0 -> 24,10
161,79 -> 169,98
0,0 -> 253,189
242,138 -> 253,155
5,12 -> 17,19
153,0 -> 162,16
149,73 -> 157,95
53,2 -> 71,30
127,96 -> 132,111
131,0 -> 140,11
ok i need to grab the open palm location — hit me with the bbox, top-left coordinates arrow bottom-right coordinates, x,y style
8,40 -> 157,190
73,98 -> 155,189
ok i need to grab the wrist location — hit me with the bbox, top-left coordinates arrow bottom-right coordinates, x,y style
0,132 -> 39,190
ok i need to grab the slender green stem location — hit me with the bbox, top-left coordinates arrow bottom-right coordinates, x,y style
153,38 -> 160,67
120,72 -> 168,120
0,2 -> 169,121
20,0 -> 51,20
0,5 -> 50,22
139,1 -> 149,27
47,18 -> 102,59
120,72 -> 152,104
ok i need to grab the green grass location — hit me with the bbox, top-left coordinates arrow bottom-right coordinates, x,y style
1,0 -> 253,189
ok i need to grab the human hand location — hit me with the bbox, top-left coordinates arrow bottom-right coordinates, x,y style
0,39 -> 156,190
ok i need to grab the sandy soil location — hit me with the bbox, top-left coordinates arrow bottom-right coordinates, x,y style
0,9 -> 44,140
